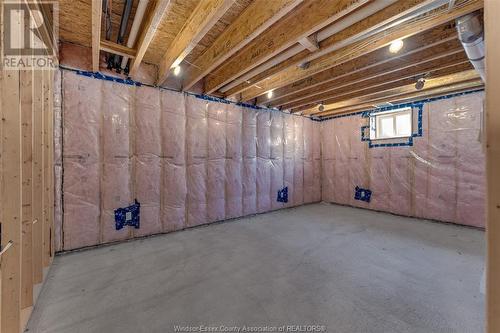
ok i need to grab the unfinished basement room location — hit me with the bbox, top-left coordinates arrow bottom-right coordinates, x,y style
1,0 -> 499,332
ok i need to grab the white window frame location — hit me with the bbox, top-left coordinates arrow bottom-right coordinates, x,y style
369,107 -> 413,140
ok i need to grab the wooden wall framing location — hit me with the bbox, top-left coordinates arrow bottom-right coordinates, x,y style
0,2 -> 55,332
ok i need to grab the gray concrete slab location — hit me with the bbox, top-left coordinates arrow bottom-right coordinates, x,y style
26,203 -> 485,333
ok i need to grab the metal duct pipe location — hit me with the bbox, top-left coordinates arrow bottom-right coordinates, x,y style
120,0 -> 149,72
456,11 -> 485,82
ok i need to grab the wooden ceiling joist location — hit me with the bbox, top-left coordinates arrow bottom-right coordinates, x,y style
223,0 -> 443,98
157,0 -> 236,86
298,34 -> 319,52
100,40 -> 137,59
91,0 -> 103,72
292,61 -> 472,113
278,43 -> 467,110
237,0 -> 483,102
181,0 -> 303,91
260,25 -> 460,107
308,69 -> 482,116
129,0 -> 171,78
202,0 -> 370,94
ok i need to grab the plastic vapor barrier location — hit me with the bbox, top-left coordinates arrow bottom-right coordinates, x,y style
321,92 -> 485,228
61,70 -> 321,250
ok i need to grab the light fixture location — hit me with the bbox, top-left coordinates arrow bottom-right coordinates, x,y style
318,103 -> 324,112
415,77 -> 426,90
389,39 -> 404,53
173,65 -> 181,76
267,90 -> 273,99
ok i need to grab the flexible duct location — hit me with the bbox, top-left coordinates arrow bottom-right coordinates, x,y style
456,12 -> 485,82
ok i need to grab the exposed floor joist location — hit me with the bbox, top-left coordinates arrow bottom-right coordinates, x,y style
223,0 -> 445,98
293,61 -> 472,113
261,26 -> 460,107
236,0 -> 483,102
182,0 -> 303,90
203,0 -> 369,94
311,69 -> 482,117
129,0 -> 171,78
157,0 -> 236,86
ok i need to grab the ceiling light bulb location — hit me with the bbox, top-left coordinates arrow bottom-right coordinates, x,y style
173,66 -> 181,76
267,90 -> 273,99
389,39 -> 404,53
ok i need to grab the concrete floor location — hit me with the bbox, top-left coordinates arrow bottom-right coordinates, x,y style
27,203 -> 485,333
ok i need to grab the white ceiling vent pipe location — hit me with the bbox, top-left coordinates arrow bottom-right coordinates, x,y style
456,11 -> 485,82
121,0 -> 149,72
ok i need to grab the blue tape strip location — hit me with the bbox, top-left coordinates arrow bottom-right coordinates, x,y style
75,70 -> 142,86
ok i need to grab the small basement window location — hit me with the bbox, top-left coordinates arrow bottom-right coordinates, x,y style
369,107 -> 412,140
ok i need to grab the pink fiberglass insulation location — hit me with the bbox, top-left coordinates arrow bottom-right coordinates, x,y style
102,81 -> 133,243
270,112 -> 284,211
60,70 -> 323,250
321,92 -> 485,228
257,111 -> 272,213
54,70 -> 63,251
283,116 -> 295,208
225,104 -> 243,219
160,89 -> 187,232
186,95 -> 208,227
207,101 -> 227,222
62,72 -> 102,249
293,117 -> 304,206
303,119 -> 314,203
135,86 -> 162,237
242,109 -> 257,215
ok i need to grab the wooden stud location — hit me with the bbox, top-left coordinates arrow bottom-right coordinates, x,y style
42,70 -> 51,267
1,58 -> 22,333
129,0 -> 171,78
203,0 -> 369,94
182,0 -> 303,90
485,0 -> 500,332
32,70 -> 43,284
91,0 -> 103,72
157,0 -> 235,86
20,69 -> 34,310
236,0 -> 483,101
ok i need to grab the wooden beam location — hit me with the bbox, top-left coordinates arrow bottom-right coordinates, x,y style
224,0 -> 438,98
129,0 -> 171,78
157,0 -> 235,86
91,0 -> 102,72
203,0 -> 369,94
486,0 -> 500,332
237,0 -> 484,102
309,70 -> 481,116
100,40 -> 137,59
292,61 -> 472,113
182,0 -> 303,90
282,49 -> 468,110
298,34 -> 319,52
261,28 -> 460,106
